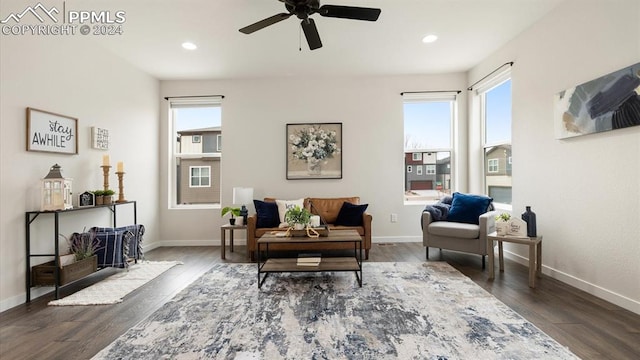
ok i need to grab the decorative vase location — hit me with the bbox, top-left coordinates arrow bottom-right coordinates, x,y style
306,158 -> 321,175
103,196 -> 113,205
293,223 -> 305,230
521,206 -> 537,237
95,195 -> 104,205
229,218 -> 236,225
496,221 -> 508,236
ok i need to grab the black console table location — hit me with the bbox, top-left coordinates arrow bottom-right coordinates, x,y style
25,201 -> 137,302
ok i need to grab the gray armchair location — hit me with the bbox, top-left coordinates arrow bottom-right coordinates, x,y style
422,195 -> 497,269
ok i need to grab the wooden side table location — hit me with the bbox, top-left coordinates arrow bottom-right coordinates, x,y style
487,231 -> 543,288
220,224 -> 247,260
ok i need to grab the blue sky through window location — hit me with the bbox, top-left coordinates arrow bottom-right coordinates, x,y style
404,101 -> 451,149
485,80 -> 512,144
175,107 -> 221,131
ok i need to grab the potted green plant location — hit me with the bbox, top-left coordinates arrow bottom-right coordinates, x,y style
495,213 -> 511,235
93,190 -> 105,205
221,206 -> 241,225
284,205 -> 311,230
103,189 -> 115,204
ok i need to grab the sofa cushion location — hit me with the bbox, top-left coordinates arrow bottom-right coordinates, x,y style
254,200 -> 280,228
428,221 -> 480,239
275,198 -> 305,224
335,202 -> 368,226
306,197 -> 360,224
446,192 -> 493,225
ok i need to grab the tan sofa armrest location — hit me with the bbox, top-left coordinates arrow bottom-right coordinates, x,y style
246,214 -> 258,255
362,212 -> 372,250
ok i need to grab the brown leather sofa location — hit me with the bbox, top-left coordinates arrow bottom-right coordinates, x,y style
246,197 -> 372,261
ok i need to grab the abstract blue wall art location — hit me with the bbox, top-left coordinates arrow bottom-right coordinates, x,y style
554,62 -> 640,139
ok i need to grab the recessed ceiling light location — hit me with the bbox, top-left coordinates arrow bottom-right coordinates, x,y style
422,34 -> 438,44
182,42 -> 197,50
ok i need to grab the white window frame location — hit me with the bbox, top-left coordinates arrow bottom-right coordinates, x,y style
407,165 -> 413,173
216,134 -> 222,151
192,135 -> 201,143
412,153 -> 422,161
426,164 -> 436,175
168,96 -> 222,209
416,165 -> 423,175
403,91 -> 457,205
189,166 -> 211,188
475,67 -> 512,209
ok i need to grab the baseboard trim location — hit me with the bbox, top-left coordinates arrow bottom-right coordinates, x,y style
373,236 -> 421,243
502,249 -> 640,315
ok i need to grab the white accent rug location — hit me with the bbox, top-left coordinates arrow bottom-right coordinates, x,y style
93,262 -> 579,359
48,261 -> 181,306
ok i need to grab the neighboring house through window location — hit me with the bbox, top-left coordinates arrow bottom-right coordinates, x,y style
403,91 -> 457,203
168,96 -> 222,207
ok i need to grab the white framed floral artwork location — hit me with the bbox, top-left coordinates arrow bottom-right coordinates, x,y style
286,123 -> 342,180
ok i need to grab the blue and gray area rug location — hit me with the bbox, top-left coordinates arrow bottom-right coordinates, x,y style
93,262 -> 578,359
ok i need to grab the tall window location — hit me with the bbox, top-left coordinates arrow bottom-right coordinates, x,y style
403,92 -> 457,203
169,97 -> 222,207
479,74 -> 512,205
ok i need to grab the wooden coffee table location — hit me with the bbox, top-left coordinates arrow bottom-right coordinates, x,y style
256,229 -> 363,288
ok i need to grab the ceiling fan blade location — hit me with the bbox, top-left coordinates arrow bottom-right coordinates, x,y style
301,18 -> 322,50
318,5 -> 381,21
239,13 -> 292,34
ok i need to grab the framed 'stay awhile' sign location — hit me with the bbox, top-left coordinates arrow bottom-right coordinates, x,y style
26,107 -> 78,154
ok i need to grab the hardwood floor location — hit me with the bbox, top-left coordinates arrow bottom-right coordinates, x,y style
1,243 -> 638,359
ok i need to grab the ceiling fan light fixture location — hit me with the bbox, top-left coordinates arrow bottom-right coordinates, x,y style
182,42 -> 197,50
422,34 -> 438,43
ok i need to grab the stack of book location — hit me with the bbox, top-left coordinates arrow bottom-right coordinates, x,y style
297,253 -> 321,266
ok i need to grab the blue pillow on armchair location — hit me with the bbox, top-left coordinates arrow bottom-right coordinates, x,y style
446,192 -> 493,225
253,200 -> 280,228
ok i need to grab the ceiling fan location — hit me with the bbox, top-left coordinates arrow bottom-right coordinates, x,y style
239,0 -> 381,50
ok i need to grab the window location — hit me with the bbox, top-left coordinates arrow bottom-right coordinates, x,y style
189,166 -> 210,187
416,165 -> 423,175
169,97 -> 222,207
488,159 -> 499,173
216,134 -> 222,151
407,165 -> 413,173
477,72 -> 512,205
403,92 -> 457,203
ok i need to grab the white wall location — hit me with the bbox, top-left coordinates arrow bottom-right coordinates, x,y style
157,74 -> 468,246
469,0 -> 640,313
0,35 -> 160,311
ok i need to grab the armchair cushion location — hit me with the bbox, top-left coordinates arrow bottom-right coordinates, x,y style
428,221 -> 480,239
253,200 -> 280,228
335,202 -> 369,226
446,192 -> 493,225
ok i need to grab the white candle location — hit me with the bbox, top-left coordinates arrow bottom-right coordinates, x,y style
102,155 -> 110,166
117,161 -> 124,172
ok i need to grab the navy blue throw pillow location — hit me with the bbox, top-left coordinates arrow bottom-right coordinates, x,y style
253,200 -> 280,228
446,192 -> 493,225
335,202 -> 368,227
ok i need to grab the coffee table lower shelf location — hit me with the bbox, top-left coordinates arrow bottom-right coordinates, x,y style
258,257 -> 362,288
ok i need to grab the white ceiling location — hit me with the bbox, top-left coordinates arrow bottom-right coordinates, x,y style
96,0 -> 565,80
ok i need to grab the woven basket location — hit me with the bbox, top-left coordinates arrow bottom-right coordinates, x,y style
32,255 -> 98,286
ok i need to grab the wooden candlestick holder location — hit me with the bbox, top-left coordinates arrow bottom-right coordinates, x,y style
115,171 -> 126,203
101,165 -> 111,192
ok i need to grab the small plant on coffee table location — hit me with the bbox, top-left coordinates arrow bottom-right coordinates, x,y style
284,205 -> 311,229
221,206 -> 241,225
